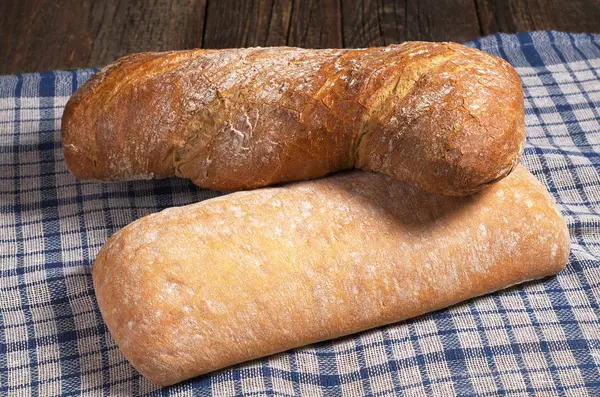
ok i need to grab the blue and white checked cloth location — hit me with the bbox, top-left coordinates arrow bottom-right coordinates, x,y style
1,31 -> 600,396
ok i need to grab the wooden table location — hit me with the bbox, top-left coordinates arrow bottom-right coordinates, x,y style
1,0 -> 599,74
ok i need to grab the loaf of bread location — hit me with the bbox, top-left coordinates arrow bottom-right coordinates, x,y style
93,165 -> 569,386
63,42 -> 524,196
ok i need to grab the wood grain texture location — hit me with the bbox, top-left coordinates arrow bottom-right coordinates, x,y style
1,0 -> 599,74
475,0 -> 600,35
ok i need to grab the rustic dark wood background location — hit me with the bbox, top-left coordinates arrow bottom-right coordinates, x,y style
1,0 -> 599,74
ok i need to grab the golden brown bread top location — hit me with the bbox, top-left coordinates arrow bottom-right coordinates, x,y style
93,166 -> 569,385
63,42 -> 524,195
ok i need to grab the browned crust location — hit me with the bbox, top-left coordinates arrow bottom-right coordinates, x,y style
62,42 -> 525,196
93,165 -> 569,386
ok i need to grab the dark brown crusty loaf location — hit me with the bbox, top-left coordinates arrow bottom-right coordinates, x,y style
93,165 -> 569,386
62,42 -> 525,196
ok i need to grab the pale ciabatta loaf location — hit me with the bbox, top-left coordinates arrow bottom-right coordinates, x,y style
63,42 -> 524,196
93,165 -> 569,386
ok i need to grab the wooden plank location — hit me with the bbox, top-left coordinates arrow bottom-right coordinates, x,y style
341,0 -> 406,47
202,0 -> 344,49
476,0 -> 600,35
0,0 -> 95,73
341,0 -> 482,48
286,0 -> 343,48
404,0 -> 482,43
202,0 -> 291,48
86,0 -> 207,65
0,0 -> 207,74
1,0 -> 600,74
552,0 -> 600,33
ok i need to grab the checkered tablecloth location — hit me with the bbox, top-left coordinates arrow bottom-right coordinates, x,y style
1,31 -> 599,396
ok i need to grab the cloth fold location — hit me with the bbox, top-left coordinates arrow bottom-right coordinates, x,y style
0,31 -> 599,396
